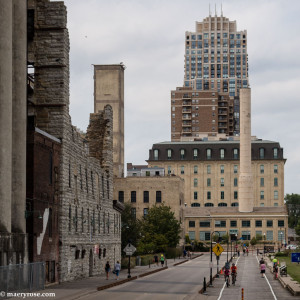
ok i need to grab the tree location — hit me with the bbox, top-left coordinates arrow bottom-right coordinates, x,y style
285,194 -> 300,228
250,237 -> 257,246
121,203 -> 141,254
138,204 -> 181,254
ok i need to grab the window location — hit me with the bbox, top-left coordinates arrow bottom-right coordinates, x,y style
278,230 -> 284,242
260,178 -> 264,187
167,149 -> 172,160
154,149 -> 159,160
278,220 -> 284,227
194,191 -> 198,200
242,220 -> 250,227
260,191 -> 264,200
207,191 -> 211,200
231,202 -> 239,207
200,231 -> 211,241
143,191 -> 149,203
274,190 -> 278,200
220,148 -> 225,159
215,220 -> 226,227
207,165 -> 211,174
205,202 -> 214,207
191,203 -> 200,207
146,171 -> 150,176
220,191 -> 224,199
218,203 -> 227,207
233,148 -> 239,159
267,220 -> 273,227
220,178 -> 224,187
242,231 -> 251,240
194,178 -> 198,187
206,149 -> 212,159
259,148 -> 265,159
274,178 -> 278,186
193,149 -> 198,159
234,178 -> 238,187
207,178 -> 211,187
181,166 -> 184,174
273,148 -> 278,159
131,208 -> 136,219
131,191 -> 136,203
274,165 -> 278,174
189,231 -> 195,240
180,149 -> 185,159
220,165 -> 224,174
230,220 -> 237,227
192,166 -> 198,175
266,231 -> 273,241
168,166 -> 171,175
189,221 -> 195,227
156,191 -> 162,203
200,221 -> 210,227
234,165 -> 238,174
260,165 -> 264,174
143,208 -> 148,217
234,191 -> 238,199
255,220 -> 262,227
118,191 -> 124,203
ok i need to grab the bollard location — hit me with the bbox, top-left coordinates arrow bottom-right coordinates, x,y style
241,288 -> 244,300
203,277 -> 207,293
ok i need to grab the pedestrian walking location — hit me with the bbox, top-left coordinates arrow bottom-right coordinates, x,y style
160,254 -> 165,267
105,261 -> 110,280
260,261 -> 266,278
154,255 -> 159,266
246,247 -> 249,256
114,261 -> 121,280
237,249 -> 240,257
243,248 -> 245,256
187,250 -> 191,259
183,249 -> 187,258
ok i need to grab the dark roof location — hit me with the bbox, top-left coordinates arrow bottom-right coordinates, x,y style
148,140 -> 284,161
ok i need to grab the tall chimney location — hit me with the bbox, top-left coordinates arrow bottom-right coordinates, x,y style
238,88 -> 254,212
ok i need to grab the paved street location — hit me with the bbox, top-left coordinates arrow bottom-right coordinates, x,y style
80,254 -> 227,300
204,254 -> 296,300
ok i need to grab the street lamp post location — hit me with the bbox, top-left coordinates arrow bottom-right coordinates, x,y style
210,231 -> 220,286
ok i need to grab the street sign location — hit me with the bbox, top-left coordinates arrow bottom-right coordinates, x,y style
291,253 -> 300,263
123,243 -> 136,256
212,243 -> 224,256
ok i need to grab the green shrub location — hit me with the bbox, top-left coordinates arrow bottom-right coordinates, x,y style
121,257 -> 136,269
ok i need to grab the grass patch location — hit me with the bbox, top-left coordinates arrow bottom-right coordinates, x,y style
276,255 -> 300,283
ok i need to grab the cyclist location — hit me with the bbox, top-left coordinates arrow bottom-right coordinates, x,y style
224,267 -> 230,286
231,263 -> 237,285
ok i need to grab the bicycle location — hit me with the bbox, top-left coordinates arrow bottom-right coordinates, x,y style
225,274 -> 230,287
231,272 -> 237,285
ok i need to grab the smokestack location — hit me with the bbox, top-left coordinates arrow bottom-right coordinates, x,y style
238,88 -> 254,212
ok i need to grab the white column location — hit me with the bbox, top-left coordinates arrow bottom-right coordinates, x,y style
0,0 -> 13,233
238,88 -> 254,212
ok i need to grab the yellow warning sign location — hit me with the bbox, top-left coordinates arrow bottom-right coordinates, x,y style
212,243 -> 224,256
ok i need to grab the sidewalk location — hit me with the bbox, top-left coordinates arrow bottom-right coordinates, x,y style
40,256 -> 196,300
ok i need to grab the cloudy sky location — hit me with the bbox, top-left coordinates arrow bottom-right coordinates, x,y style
62,0 -> 300,195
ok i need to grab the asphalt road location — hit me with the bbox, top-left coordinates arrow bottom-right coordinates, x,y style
85,253 -> 228,300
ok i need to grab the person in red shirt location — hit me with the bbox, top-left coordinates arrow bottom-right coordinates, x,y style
231,263 -> 237,284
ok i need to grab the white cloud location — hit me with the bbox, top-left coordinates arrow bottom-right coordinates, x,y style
63,0 -> 300,194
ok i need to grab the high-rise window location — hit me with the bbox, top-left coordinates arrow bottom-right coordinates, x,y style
220,165 -> 224,174
274,165 -> 278,174
273,148 -> 278,159
274,178 -> 278,186
207,191 -> 211,200
274,190 -> 278,200
260,178 -> 264,187
207,178 -> 211,187
207,165 -> 211,174
194,166 -> 198,174
193,149 -> 198,159
131,191 -> 136,203
260,165 -> 264,174
194,191 -> 198,200
220,178 -> 224,187
154,149 -> 159,160
143,191 -> 149,203
180,149 -> 185,159
259,148 -> 265,159
167,149 -> 172,160
234,165 -> 238,174
194,178 -> 198,187
118,191 -> 124,203
181,166 -> 184,174
220,191 -> 224,199
260,191 -> 264,200
220,149 -> 225,159
234,178 -> 238,187
206,149 -> 212,159
233,148 -> 239,159
156,191 -> 162,203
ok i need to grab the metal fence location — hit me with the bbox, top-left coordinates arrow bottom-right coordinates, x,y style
0,262 -> 45,295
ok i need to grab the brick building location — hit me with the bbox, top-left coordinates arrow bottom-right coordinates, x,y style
171,13 -> 249,140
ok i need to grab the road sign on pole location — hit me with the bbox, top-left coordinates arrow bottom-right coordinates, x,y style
123,243 -> 136,256
212,243 -> 224,256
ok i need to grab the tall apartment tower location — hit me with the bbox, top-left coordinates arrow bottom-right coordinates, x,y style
94,64 -> 125,177
171,13 -> 249,141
